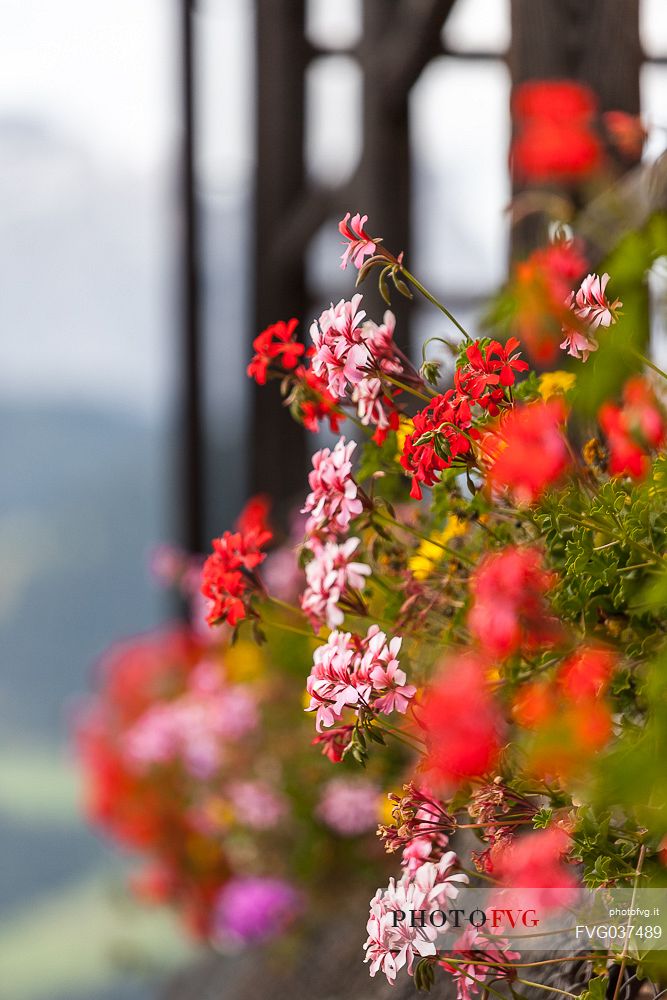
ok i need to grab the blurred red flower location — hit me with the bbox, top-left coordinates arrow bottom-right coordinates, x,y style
482,399 -> 570,505
468,546 -> 560,659
421,652 -> 505,786
512,241 -> 588,362
511,80 -> 603,182
599,376 -> 665,479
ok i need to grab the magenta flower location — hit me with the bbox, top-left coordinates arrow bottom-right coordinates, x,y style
212,876 -> 301,946
316,777 -> 381,836
339,212 -> 378,270
301,437 -> 364,538
300,537 -> 371,630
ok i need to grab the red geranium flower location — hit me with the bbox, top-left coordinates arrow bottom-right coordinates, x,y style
420,652 -> 506,786
296,362 -> 343,435
493,827 -> 578,905
456,338 -> 528,413
468,546 -> 560,659
513,80 -> 597,121
599,376 -> 665,479
247,318 -> 304,385
201,497 -> 273,627
603,110 -> 647,161
481,399 -> 570,505
401,390 -> 477,499
511,80 -> 603,182
557,645 -> 617,701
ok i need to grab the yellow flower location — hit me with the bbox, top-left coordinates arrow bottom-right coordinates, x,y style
538,371 -> 576,401
225,640 -> 265,682
395,415 -> 414,463
408,515 -> 467,580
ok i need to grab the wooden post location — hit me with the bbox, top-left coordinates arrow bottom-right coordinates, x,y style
250,0 -> 309,508
179,0 -> 205,553
509,0 -> 642,256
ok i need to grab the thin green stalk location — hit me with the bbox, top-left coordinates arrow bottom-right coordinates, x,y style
382,371 -> 434,403
400,265 -> 472,342
373,509 -> 475,567
514,980 -> 577,999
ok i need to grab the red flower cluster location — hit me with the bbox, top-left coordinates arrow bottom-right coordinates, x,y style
599,376 -> 665,479
513,645 -> 616,780
295,357 -> 343,434
482,399 -> 570,505
201,497 -> 272,627
401,390 -> 476,499
455,338 -> 528,414
511,80 -> 603,183
402,338 -> 529,498
247,318 -> 304,385
421,652 -> 506,787
512,241 -> 588,362
468,546 -> 560,659
493,827 -> 577,905
76,627 -> 231,937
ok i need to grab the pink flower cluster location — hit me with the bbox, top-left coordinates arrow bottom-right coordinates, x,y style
228,781 -> 288,831
305,625 -> 415,732
301,537 -> 371,630
301,437 -> 364,538
310,294 -> 368,397
310,296 -> 403,397
122,661 -> 258,779
440,924 -> 520,1000
561,272 -> 622,361
364,853 -> 467,984
316,777 -> 381,836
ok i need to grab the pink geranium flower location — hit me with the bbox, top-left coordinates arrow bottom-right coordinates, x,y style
305,629 -> 370,731
360,625 -> 416,715
364,854 -> 467,985
561,272 -> 622,361
339,212 -> 378,270
310,294 -> 368,397
301,437 -> 364,538
300,537 -> 371,630
305,624 -> 415,731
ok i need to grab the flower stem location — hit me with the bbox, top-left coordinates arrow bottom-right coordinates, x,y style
373,509 -> 475,568
400,265 -> 472,342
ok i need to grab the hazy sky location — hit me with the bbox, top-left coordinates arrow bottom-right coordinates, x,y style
1,0 -> 666,415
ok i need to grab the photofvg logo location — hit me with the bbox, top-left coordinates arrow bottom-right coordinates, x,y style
392,888 -> 667,953
391,906 -> 540,932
